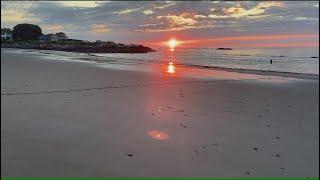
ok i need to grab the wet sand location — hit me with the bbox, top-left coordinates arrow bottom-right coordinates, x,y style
1,49 -> 319,177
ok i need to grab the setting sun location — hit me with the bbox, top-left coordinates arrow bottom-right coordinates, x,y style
168,39 -> 177,48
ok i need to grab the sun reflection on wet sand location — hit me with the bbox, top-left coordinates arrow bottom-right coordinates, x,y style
167,62 -> 176,74
148,130 -> 169,140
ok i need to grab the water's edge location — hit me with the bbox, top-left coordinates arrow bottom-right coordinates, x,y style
2,48 -> 319,80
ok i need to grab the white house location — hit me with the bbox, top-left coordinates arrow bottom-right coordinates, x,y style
1,32 -> 12,41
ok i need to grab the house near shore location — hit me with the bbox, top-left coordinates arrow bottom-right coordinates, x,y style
55,32 -> 68,40
37,32 -> 68,42
38,34 -> 56,41
1,32 -> 12,41
1,30 -> 12,41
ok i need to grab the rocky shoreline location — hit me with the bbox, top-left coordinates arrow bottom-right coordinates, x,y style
1,40 -> 156,53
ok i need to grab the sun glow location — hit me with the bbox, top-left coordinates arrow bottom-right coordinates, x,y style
168,39 -> 177,49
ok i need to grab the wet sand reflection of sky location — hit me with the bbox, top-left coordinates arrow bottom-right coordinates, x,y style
94,47 -> 304,84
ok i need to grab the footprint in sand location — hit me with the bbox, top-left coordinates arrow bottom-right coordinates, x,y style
126,153 -> 134,157
166,106 -> 174,110
179,123 -> 187,128
158,106 -> 185,114
192,143 -> 221,160
174,109 -> 184,112
273,137 -> 281,143
273,154 -> 281,158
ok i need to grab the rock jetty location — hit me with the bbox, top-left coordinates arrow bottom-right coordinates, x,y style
1,40 -> 155,53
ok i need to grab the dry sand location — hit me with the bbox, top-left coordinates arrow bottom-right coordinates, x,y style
1,49 -> 319,177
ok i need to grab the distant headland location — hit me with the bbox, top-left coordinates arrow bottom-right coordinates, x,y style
216,48 -> 233,50
1,23 -> 155,53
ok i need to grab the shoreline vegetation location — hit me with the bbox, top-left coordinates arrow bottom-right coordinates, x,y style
1,23 -> 155,53
1,40 -> 156,53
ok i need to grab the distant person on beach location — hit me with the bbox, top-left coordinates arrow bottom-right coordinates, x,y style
270,59 -> 273,64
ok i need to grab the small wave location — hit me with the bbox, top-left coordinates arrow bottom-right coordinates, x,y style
271,55 -> 287,58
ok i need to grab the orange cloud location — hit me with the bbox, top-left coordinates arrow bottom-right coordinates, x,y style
244,42 -> 319,48
90,24 -> 109,33
204,34 -> 318,42
138,13 -> 215,32
209,2 -> 283,19
157,14 -> 197,26
42,24 -> 64,33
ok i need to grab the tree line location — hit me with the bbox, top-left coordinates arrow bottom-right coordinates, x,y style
2,24 -> 46,41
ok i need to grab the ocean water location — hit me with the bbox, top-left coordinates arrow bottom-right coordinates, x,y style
92,47 -> 319,75
3,47 -> 318,75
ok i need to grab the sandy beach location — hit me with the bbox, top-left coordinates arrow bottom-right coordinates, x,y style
1,49 -> 319,177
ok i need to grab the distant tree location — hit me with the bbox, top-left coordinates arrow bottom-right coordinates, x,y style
1,28 -> 12,34
12,24 -> 42,41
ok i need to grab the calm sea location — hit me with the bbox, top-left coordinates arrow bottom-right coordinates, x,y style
3,47 -> 318,75
92,47 -> 319,75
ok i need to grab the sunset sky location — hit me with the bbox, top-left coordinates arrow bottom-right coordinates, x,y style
1,1 -> 319,48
